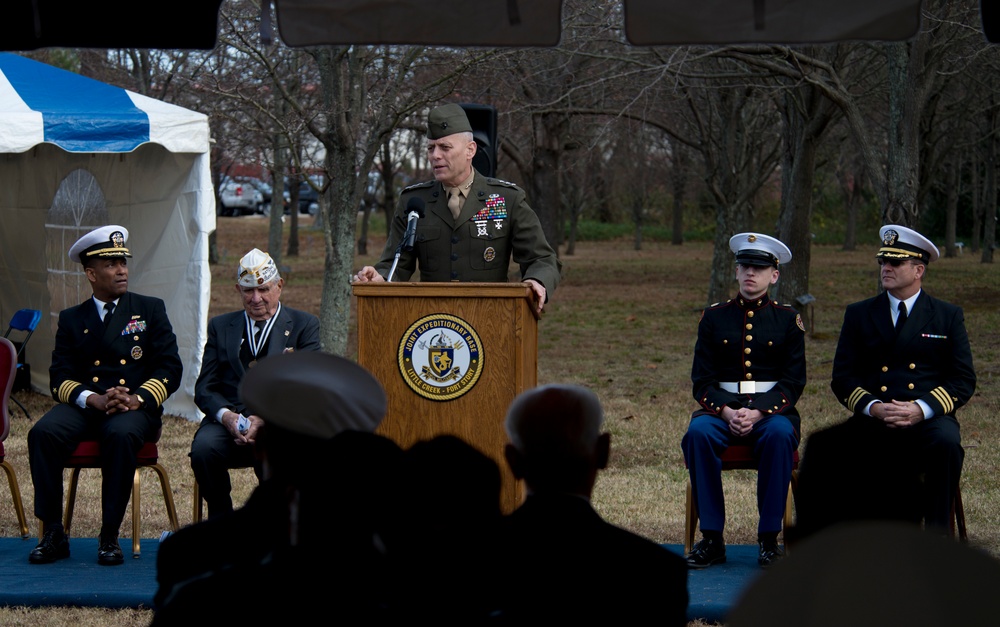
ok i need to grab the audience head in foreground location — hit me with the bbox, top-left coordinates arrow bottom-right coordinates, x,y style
497,384 -> 689,626
504,383 -> 609,497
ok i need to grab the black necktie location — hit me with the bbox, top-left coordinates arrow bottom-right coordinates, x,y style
895,301 -> 907,334
253,320 -> 264,346
103,302 -> 114,326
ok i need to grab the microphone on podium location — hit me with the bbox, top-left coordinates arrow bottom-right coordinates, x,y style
388,197 -> 426,282
402,197 -> 425,251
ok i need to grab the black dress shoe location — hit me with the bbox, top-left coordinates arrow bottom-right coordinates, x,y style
758,539 -> 784,568
686,536 -> 726,569
28,529 -> 70,564
97,536 -> 124,566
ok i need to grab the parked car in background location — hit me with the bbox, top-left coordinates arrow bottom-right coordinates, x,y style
218,176 -> 264,216
284,175 -> 324,215
234,176 -> 290,216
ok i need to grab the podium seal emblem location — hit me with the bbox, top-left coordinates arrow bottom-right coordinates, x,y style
398,313 -> 484,401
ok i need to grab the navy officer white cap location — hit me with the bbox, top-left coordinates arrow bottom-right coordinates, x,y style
877,224 -> 940,263
729,232 -> 792,267
68,225 -> 132,263
240,351 -> 387,439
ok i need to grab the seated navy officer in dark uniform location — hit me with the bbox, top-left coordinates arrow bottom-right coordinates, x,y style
190,247 -> 320,518
27,225 -> 182,566
818,225 -> 976,536
681,233 -> 806,569
353,103 -> 561,314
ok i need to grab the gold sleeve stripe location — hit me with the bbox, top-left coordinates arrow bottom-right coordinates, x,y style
141,379 -> 169,406
847,387 -> 868,413
57,380 -> 82,404
930,387 -> 954,414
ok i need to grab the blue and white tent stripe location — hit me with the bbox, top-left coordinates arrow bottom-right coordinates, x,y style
0,53 -> 207,154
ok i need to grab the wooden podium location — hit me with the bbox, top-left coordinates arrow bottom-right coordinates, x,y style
353,282 -> 539,512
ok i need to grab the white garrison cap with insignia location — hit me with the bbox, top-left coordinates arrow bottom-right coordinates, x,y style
240,351 -> 387,439
877,224 -> 940,263
729,232 -> 792,267
68,225 -> 132,263
237,248 -> 280,287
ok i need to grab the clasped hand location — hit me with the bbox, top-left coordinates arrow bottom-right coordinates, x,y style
871,400 -> 922,428
88,386 -> 140,415
221,410 -> 264,445
723,406 -> 762,437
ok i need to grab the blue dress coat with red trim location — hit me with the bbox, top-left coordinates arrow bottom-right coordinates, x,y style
691,295 -> 806,432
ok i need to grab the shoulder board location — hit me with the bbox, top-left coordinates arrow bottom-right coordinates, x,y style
402,180 -> 435,192
486,178 -> 520,189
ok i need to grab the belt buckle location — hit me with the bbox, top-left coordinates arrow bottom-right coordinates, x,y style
739,381 -> 756,394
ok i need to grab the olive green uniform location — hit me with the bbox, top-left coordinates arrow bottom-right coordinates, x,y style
374,170 -> 561,294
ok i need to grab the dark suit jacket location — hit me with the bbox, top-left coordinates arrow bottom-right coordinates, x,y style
374,169 -> 562,292
495,493 -> 689,625
50,291 -> 181,411
831,290 -> 976,417
194,305 -> 321,420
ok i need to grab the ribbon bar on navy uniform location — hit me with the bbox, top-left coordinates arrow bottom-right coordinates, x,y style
719,381 -> 777,394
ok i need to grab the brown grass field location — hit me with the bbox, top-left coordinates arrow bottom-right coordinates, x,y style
2,214 -> 998,626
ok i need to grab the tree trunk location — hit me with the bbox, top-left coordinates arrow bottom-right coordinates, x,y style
528,114 -> 563,256
632,192 -> 643,251
671,141 -> 686,246
708,201 -> 753,305
883,41 -> 922,227
776,82 -> 836,315
269,131 -> 288,265
944,159 -> 959,258
971,152 -> 982,253
983,108 -> 997,263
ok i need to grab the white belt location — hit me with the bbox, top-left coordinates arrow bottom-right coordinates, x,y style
719,381 -> 777,394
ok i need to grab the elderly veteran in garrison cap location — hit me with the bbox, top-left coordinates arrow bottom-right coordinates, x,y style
28,225 -> 182,566
681,232 -> 806,570
153,352 -> 400,625
353,103 -> 561,314
824,224 -> 976,533
190,247 -> 320,519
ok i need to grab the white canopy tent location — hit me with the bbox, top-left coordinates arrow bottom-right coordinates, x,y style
0,53 -> 215,421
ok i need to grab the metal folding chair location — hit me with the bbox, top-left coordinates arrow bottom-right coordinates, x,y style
3,309 -> 42,419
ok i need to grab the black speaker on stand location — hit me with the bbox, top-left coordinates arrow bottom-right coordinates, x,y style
983,0 -> 1000,43
460,103 -> 498,178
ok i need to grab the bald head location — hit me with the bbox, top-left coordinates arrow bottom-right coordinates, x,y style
504,384 -> 609,496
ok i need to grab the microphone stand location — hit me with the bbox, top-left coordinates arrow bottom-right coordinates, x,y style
386,239 -> 405,283
387,218 -> 416,282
